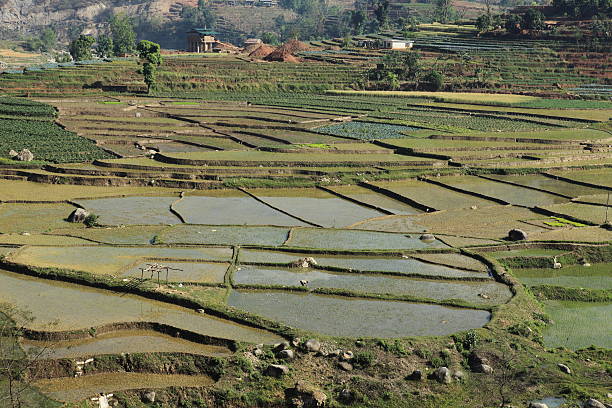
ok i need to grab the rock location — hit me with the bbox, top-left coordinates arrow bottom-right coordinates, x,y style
453,370 -> 465,381
477,364 -> 493,374
419,233 -> 435,242
584,399 -> 606,408
274,341 -> 290,351
68,208 -> 90,223
304,339 -> 321,353
406,369 -> 423,381
434,367 -> 452,384
355,340 -> 365,347
8,149 -> 18,157
253,348 -> 263,357
142,391 -> 156,403
557,363 -> 571,374
338,361 -> 353,371
279,349 -> 295,360
338,389 -> 354,403
264,364 -> 289,378
16,149 -> 34,162
292,337 -> 301,347
508,229 -> 528,241
341,350 -> 354,361
290,257 -> 317,268
285,381 -> 328,408
528,403 -> 548,408
328,349 -> 341,357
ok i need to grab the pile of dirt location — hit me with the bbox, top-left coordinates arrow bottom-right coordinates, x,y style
263,39 -> 311,62
248,44 -> 276,59
215,41 -> 240,52
243,43 -> 263,54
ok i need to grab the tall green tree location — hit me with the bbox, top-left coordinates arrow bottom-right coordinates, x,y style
522,8 -> 545,30
435,0 -> 455,23
96,35 -> 114,58
136,40 -> 163,93
69,35 -> 95,61
110,13 -> 136,55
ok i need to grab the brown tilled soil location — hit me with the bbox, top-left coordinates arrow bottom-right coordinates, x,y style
248,44 -> 276,59
263,39 -> 312,62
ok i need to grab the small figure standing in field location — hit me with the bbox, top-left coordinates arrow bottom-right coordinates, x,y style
553,256 -> 562,269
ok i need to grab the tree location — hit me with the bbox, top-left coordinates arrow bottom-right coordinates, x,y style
182,0 -> 216,29
385,71 -> 400,90
261,32 -> 280,45
110,13 -> 136,55
349,9 -> 367,34
422,70 -> 444,91
435,0 -> 455,23
523,8 -> 545,30
476,14 -> 492,32
373,0 -> 390,29
69,35 -> 95,61
96,35 -> 114,58
137,40 -> 163,93
0,304 -> 52,408
504,13 -> 523,33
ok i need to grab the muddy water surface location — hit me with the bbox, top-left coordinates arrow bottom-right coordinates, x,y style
228,290 -> 491,338
0,269 -> 281,344
76,196 -> 181,225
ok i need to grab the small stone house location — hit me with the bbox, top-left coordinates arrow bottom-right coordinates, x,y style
382,39 -> 413,50
186,28 -> 219,53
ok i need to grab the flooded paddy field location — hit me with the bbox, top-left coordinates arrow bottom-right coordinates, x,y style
541,202 -> 609,225
123,261 -> 229,283
542,300 -> 612,349
285,228 -> 449,250
436,176 -> 568,207
238,249 -> 488,279
486,174 -> 606,198
23,329 -> 232,359
9,245 -> 233,275
0,269 -> 281,344
228,290 -> 491,338
159,225 -> 290,246
512,263 -> 612,290
371,179 -> 499,211
174,191 -> 308,226
0,233 -> 95,246
75,196 -> 181,225
233,266 -> 511,304
35,373 -> 215,403
247,188 -> 386,228
49,225 -> 169,245
326,185 -> 423,215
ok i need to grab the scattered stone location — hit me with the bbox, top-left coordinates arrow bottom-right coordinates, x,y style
341,350 -> 354,361
142,391 -> 156,403
528,403 -> 548,408
285,381 -> 328,408
8,149 -> 18,158
508,229 -> 528,241
419,233 -> 435,242
68,208 -> 90,223
434,367 -> 452,384
557,363 -> 571,374
328,349 -> 341,357
585,399 -> 606,408
264,364 -> 289,378
478,293 -> 490,299
338,389 -> 354,403
470,205 -> 478,210
406,369 -> 423,381
17,149 -> 34,162
279,349 -> 295,360
292,337 -> 301,347
253,348 -> 263,357
338,362 -> 353,371
304,339 -> 321,353
355,340 -> 365,347
274,341 -> 290,352
196,309 -> 205,314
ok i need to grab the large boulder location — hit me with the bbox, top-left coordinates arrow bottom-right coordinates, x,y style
434,367 -> 452,384
142,391 -> 156,403
406,369 -> 423,381
264,364 -> 289,378
278,349 -> 295,360
285,381 -> 327,407
15,149 -> 34,162
557,363 -> 571,374
68,208 -> 90,223
508,229 -> 528,241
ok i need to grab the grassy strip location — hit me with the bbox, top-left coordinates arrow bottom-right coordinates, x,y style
530,285 -> 612,303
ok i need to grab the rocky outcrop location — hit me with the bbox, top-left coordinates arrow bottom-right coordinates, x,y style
285,381 -> 327,407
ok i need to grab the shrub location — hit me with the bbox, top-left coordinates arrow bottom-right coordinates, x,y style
353,351 -> 376,369
83,214 -> 99,227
